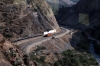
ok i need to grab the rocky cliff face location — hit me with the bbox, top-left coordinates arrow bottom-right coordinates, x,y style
46,0 -> 79,14
0,0 -> 59,40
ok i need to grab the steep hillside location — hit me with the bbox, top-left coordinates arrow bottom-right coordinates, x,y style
74,0 -> 100,13
46,0 -> 79,14
54,0 -> 100,30
0,0 -> 59,41
73,0 -> 100,39
0,0 -> 99,65
46,0 -> 79,7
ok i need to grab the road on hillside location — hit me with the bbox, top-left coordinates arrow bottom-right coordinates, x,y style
15,27 -> 70,54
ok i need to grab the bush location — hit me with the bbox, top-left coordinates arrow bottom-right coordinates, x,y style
40,56 -> 45,62
62,50 -> 73,57
30,54 -> 46,63
58,59 -> 63,65
58,50 -> 98,66
4,33 -> 13,38
30,54 -> 39,61
54,62 -> 60,66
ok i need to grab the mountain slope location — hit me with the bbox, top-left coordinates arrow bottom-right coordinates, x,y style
0,0 -> 59,40
54,0 -> 100,30
46,0 -> 79,7
46,0 -> 79,14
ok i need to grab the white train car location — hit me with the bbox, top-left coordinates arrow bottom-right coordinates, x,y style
43,29 -> 56,35
44,31 -> 49,35
49,29 -> 56,33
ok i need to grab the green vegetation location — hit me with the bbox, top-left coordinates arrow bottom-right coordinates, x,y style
29,47 -> 98,66
40,56 -> 46,62
4,33 -> 13,38
54,61 -> 60,66
49,3 -> 59,15
30,54 -> 40,62
29,46 -> 46,65
30,53 -> 46,64
51,39 -> 98,66
56,50 -> 98,66
53,9 -> 59,15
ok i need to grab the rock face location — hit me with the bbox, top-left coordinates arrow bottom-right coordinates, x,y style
0,0 -> 59,40
46,0 -> 79,14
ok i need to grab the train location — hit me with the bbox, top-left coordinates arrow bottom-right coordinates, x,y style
12,34 -> 43,42
12,29 -> 56,42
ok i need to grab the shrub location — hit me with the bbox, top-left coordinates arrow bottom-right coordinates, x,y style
40,56 -> 45,62
4,33 -> 13,38
30,54 -> 39,61
30,54 -> 46,63
54,61 -> 60,66
58,50 -> 98,66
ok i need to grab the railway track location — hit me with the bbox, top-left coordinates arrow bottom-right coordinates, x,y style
14,27 -> 70,54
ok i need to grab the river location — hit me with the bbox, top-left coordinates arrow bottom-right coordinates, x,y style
89,36 -> 100,65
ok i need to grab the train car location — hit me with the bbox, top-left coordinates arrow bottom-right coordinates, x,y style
43,29 -> 56,37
